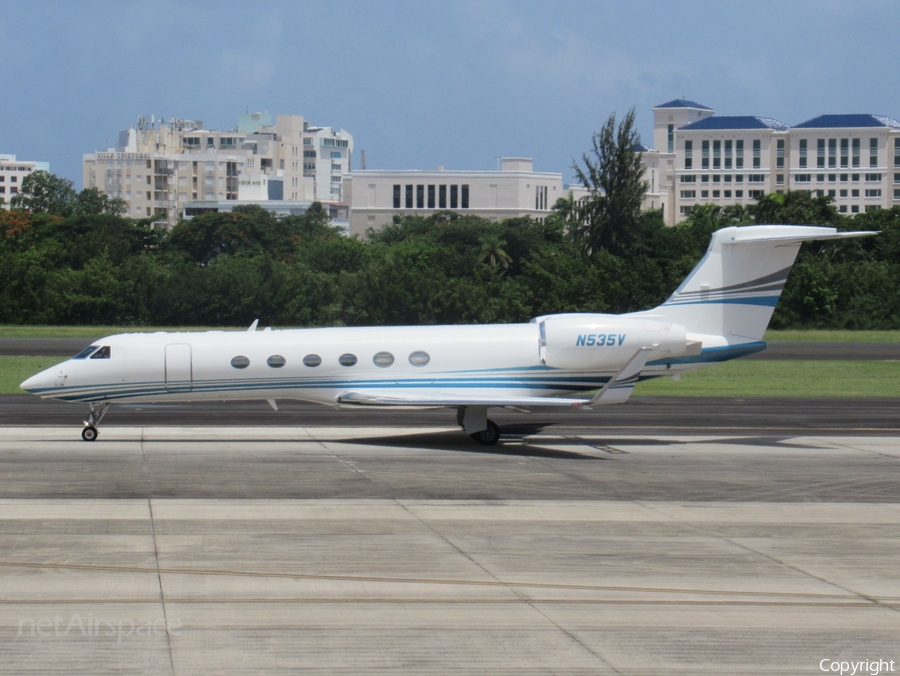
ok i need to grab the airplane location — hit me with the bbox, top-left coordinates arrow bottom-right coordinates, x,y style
21,224 -> 874,445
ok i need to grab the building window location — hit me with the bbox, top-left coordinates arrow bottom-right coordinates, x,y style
438,185 -> 447,208
817,174 -> 825,182
461,184 -> 469,209
405,184 -> 413,209
679,205 -> 693,215
450,184 -> 459,209
851,205 -> 859,213
776,139 -> 784,169
776,174 -> 784,185
852,138 -> 861,167
852,189 -> 860,197
870,138 -> 878,168
749,174 -> 765,183
828,174 -> 836,182
736,140 -> 744,169
817,139 -> 826,168
722,140 -> 732,170
866,205 -> 881,212
735,190 -> 743,198
840,138 -> 849,168
701,140 -> 709,169
416,184 -> 424,208
895,173 -> 900,184
828,189 -> 836,197
724,190 -> 732,198
713,140 -> 721,169
303,150 -> 316,158
680,175 -> 696,183
684,140 -> 692,169
840,189 -> 848,197
752,139 -> 761,169
749,189 -> 764,198
712,190 -> 720,199
734,174 -> 743,183
680,190 -> 696,199
865,189 -> 882,198
700,190 -> 709,199
393,185 -> 401,209
839,205 -> 848,213
795,174 -> 811,183
701,175 -> 709,183
828,138 -> 837,168
894,139 -> 900,167
712,175 -> 721,183
894,189 -> 900,200
799,139 -> 807,168
852,173 -> 860,181
865,173 -> 882,182
427,185 -> 435,208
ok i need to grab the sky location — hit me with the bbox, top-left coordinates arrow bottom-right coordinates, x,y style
2,0 -> 899,188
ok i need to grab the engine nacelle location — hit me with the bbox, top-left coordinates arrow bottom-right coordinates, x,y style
537,314 -> 688,371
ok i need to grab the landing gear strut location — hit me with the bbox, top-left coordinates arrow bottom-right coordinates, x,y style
82,403 -> 110,442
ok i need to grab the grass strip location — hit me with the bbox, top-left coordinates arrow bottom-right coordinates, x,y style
634,360 -> 900,398
763,330 -> 900,343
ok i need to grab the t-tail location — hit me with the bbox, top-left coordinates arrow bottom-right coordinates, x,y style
630,225 -> 875,349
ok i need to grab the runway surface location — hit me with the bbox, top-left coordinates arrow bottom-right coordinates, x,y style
1,423 -> 899,674
2,394 -> 898,437
2,336 -> 899,359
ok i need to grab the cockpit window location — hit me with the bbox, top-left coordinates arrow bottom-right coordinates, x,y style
73,346 -> 99,360
90,346 -> 111,359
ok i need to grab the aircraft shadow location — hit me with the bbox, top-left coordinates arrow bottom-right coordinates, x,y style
331,424 -> 608,460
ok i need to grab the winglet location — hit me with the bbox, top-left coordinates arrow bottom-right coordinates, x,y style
248,319 -> 259,332
585,346 -> 654,406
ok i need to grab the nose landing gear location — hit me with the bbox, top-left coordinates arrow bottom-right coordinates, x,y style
82,403 -> 110,441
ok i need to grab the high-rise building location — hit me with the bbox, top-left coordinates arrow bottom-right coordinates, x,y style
83,114 -> 352,228
645,100 -> 900,224
0,154 -> 50,209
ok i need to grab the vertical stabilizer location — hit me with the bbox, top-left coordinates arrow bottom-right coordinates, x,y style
630,225 -> 875,340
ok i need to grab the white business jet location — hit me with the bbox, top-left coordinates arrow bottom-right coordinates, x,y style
21,225 -> 873,444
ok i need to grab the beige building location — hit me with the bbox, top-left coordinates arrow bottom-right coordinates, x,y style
83,113 -> 352,228
0,154 -> 50,209
646,100 -> 900,224
344,158 -> 563,236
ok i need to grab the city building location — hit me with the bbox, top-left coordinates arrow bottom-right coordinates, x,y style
646,100 -> 900,224
344,158 -> 564,236
0,154 -> 50,209
83,113 -> 352,228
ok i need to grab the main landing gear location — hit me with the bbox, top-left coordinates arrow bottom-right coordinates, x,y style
458,406 -> 500,446
82,403 -> 110,442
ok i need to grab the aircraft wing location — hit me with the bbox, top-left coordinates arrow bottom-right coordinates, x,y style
337,390 -> 592,408
337,347 -> 655,409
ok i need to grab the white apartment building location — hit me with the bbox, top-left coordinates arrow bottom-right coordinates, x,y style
0,154 -> 50,209
83,113 -> 352,228
344,158 -> 563,236
646,100 -> 900,224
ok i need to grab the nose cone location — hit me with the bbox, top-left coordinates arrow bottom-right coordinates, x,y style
20,367 -> 61,396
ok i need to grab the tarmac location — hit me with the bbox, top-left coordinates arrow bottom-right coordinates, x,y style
0,423 -> 898,674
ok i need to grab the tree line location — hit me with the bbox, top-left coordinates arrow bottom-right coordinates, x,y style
0,120 -> 898,329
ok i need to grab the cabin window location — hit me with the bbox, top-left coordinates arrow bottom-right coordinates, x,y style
73,346 -> 99,359
90,346 -> 111,359
303,354 -> 322,367
267,355 -> 286,368
231,355 -> 250,369
373,351 -> 394,367
409,350 -> 430,366
339,353 -> 358,367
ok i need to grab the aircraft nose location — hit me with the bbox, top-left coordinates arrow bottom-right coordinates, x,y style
20,368 -> 60,394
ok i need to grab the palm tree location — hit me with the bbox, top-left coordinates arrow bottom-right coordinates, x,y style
478,232 -> 513,270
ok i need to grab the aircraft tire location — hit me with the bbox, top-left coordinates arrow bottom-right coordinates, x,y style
82,426 -> 98,442
470,420 -> 500,446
